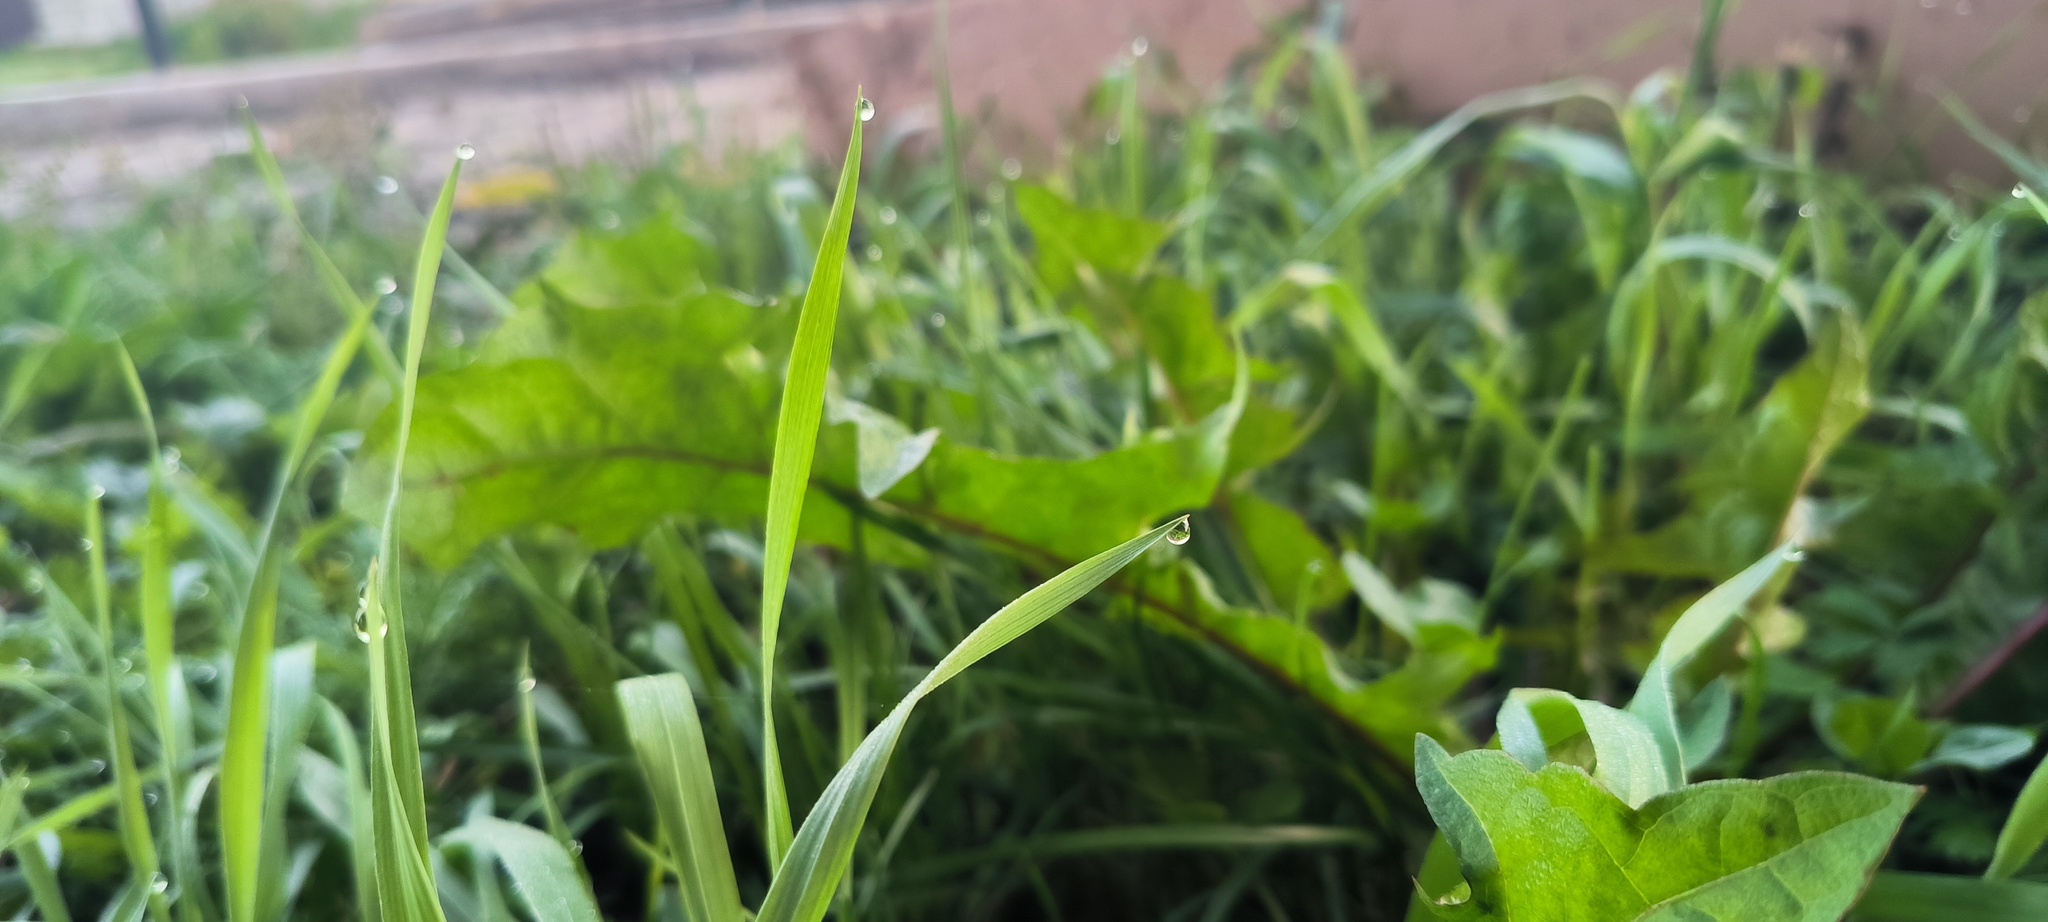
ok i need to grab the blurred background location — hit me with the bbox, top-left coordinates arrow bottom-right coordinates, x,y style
6,0 -> 2048,214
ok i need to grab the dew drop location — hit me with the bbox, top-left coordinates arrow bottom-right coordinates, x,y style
1166,517 -> 1192,546
54,730 -> 71,745
598,210 -> 621,230
1785,546 -> 1808,562
866,243 -> 884,261
115,657 -> 132,674
1305,559 -> 1325,576
929,312 -> 947,328
878,205 -> 897,225
149,873 -> 169,894
1948,226 -> 1965,241
2015,184 -> 2030,199
1105,127 -> 1121,145
192,664 -> 218,683
455,143 -> 476,161
857,97 -> 876,122
375,175 -> 400,195
375,275 -> 397,296
1277,106 -> 1300,129
90,759 -> 107,774
162,447 -> 181,469
89,484 -> 106,499
234,94 -> 250,111
975,210 -> 992,226
1798,203 -> 1817,219
569,839 -> 585,856
1130,36 -> 1150,57
144,790 -> 158,806
23,578 -> 41,594
518,677 -> 537,693
13,659 -> 32,674
1001,157 -> 1023,180
79,538 -> 93,551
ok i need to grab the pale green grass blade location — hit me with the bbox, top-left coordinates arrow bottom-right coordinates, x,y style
759,94 -> 865,867
318,699 -> 382,922
15,826 -> 71,922
365,145 -> 469,922
1859,872 -> 2048,920
1297,79 -> 1615,256
225,305 -> 376,922
85,493 -> 173,922
255,643 -> 320,922
755,516 -> 1189,922
242,111 -> 404,385
0,786 -> 120,851
516,647 -> 573,851
1988,749 -> 2048,879
1626,545 -> 1797,788
447,818 -> 602,922
617,674 -> 745,922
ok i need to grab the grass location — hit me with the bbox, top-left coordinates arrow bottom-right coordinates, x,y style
6,2 -> 2048,919
0,1 -> 370,90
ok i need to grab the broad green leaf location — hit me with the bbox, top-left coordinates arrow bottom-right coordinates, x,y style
445,818 -> 602,922
758,95 -> 865,865
615,675 -> 745,922
1014,184 -> 1170,291
1416,738 -> 1917,922
1988,750 -> 2048,879
536,218 -> 708,308
1814,695 -> 1939,779
753,516 -> 1188,922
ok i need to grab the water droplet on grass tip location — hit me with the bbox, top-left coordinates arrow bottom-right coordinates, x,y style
234,94 -> 249,110
1131,36 -> 1149,57
1105,127 -> 1121,145
1001,157 -> 1023,180
1166,518 -> 1192,546
2015,184 -> 2030,199
1785,546 -> 1808,562
1798,203 -> 1817,218
162,447 -> 181,469
879,206 -> 897,225
857,97 -> 875,122
375,275 -> 397,296
150,874 -> 169,894
114,657 -> 132,674
89,484 -> 106,499
375,175 -> 399,195
144,790 -> 158,806
569,839 -> 585,855
79,538 -> 92,551
90,759 -> 106,774
519,677 -> 537,693
456,143 -> 476,161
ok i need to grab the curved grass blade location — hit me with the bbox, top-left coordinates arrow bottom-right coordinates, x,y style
446,818 -> 602,922
754,516 -> 1190,922
84,493 -> 173,922
1625,544 -> 1798,789
617,675 -> 746,922
1988,749 -> 2048,879
759,92 -> 865,867
224,303 -> 377,922
365,146 -> 468,922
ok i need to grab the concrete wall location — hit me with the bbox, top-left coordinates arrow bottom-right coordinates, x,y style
789,0 -> 2048,183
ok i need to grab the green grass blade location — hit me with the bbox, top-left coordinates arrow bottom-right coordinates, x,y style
1988,749 -> 2048,879
759,94 -> 865,867
1859,872 -> 2048,920
364,145 -> 468,922
225,305 -> 376,922
14,826 -> 72,922
85,493 -> 172,922
755,516 -> 1189,922
516,647 -> 574,852
617,674 -> 746,922
241,112 -> 404,386
447,818 -> 602,922
255,643 -> 320,922
1626,544 -> 1797,788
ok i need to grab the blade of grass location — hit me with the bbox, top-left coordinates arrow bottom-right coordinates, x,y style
754,515 -> 1190,922
1988,749 -> 2048,879
85,492 -> 173,922
617,674 -> 747,922
364,145 -> 469,922
224,298 -> 377,922
242,112 -> 404,386
446,817 -> 602,922
112,348 -> 187,818
759,93 -> 865,867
